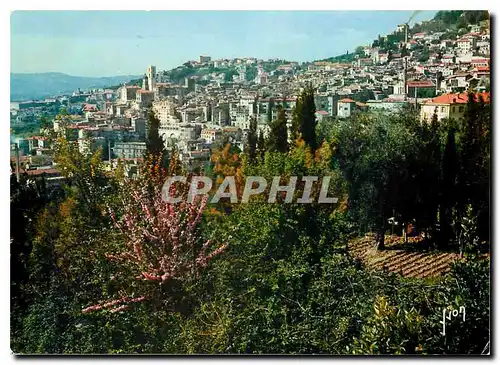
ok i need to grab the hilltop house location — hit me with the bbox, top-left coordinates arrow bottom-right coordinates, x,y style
420,92 -> 490,122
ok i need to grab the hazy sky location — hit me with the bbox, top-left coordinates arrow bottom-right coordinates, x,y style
11,10 -> 436,77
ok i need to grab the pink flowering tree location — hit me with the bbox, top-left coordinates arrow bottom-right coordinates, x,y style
82,180 -> 227,314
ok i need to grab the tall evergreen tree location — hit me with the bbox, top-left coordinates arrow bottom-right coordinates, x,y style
292,85 -> 317,150
257,130 -> 266,161
145,109 -> 168,168
267,106 -> 289,153
417,110 -> 441,239
146,110 -> 165,156
459,93 -> 490,240
245,116 -> 258,163
440,124 -> 458,246
10,174 -> 49,350
459,94 -> 480,207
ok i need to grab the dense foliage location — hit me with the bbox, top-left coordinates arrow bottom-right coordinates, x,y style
11,94 -> 490,354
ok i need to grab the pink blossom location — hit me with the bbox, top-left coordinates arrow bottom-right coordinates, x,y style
142,271 -> 161,281
103,299 -> 122,309
86,176 -> 227,314
110,305 -> 129,313
82,304 -> 103,314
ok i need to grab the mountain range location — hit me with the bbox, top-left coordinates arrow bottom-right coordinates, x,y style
10,72 -> 140,101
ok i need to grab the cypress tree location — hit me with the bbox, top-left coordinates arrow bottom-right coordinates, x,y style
458,93 -> 482,217
427,110 -> 442,235
267,106 -> 289,153
460,93 -> 490,240
257,130 -> 266,161
292,85 -> 317,150
440,125 -> 458,246
145,109 -> 168,168
245,116 -> 258,163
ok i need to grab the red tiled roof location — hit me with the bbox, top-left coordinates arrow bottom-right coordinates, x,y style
475,66 -> 490,72
24,168 -> 61,176
317,110 -> 329,115
339,98 -> 356,103
407,80 -> 435,88
426,92 -> 490,105
83,104 -> 98,112
69,124 -> 92,129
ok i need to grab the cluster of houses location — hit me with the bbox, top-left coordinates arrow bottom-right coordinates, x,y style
11,18 -> 491,183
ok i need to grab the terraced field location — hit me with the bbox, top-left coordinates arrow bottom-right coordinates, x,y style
348,235 -> 461,279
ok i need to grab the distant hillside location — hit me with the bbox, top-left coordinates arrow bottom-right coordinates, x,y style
10,72 -> 141,101
161,59 -> 292,84
411,10 -> 489,36
315,10 -> 489,64
317,51 -> 358,63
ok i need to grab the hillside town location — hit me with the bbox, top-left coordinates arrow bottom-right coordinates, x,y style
10,15 -> 490,183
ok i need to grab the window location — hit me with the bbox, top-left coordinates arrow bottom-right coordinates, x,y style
459,106 -> 464,112
344,107 -> 348,111
452,107 -> 456,113
441,107 -> 445,112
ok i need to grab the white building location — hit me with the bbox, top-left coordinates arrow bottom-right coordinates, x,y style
201,128 -> 223,143
112,141 -> 147,159
471,57 -> 489,68
199,55 -> 211,63
153,100 -> 181,126
393,81 -> 405,95
119,86 -> 140,103
146,65 -> 157,92
366,100 -> 408,112
337,98 -> 356,118
238,66 -> 246,82
457,37 -> 477,54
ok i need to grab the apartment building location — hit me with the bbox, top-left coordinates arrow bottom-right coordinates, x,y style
120,85 -> 140,103
136,90 -> 155,107
112,141 -> 147,159
420,92 -> 490,122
